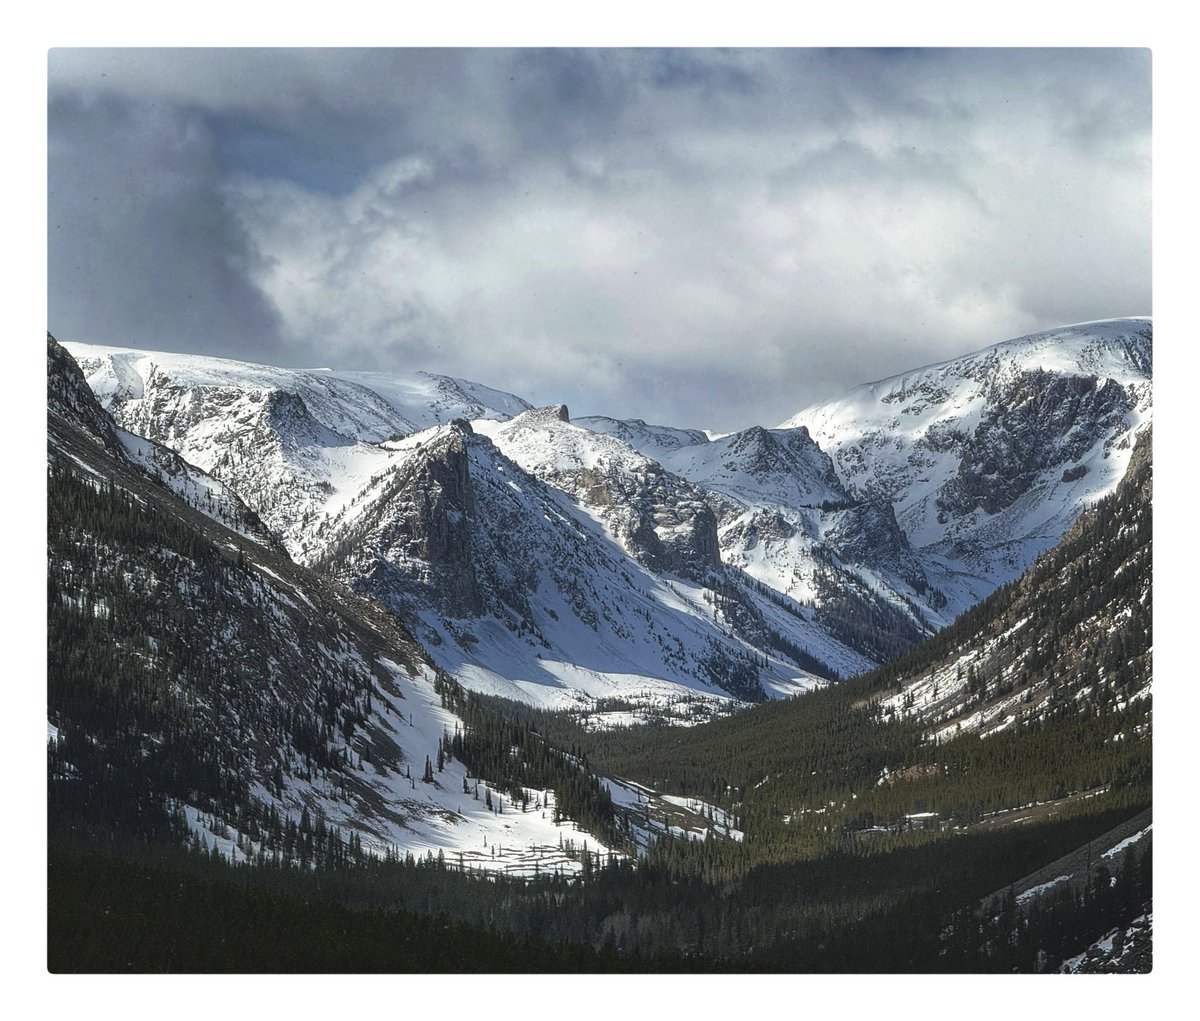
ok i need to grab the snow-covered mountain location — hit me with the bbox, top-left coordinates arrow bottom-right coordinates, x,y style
477,406 -> 723,583
49,335 -> 632,874
52,335 -> 812,873
878,425 -> 1151,743
60,317 -> 1150,716
515,412 -> 940,663
65,344 -> 532,554
659,425 -> 843,508
781,319 -> 1152,609
310,412 -> 870,711
655,424 -> 939,643
49,336 -> 277,547
64,342 -> 850,717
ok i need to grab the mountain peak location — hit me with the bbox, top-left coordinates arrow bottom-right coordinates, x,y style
779,317 -> 1152,608
781,317 -> 1152,429
509,404 -> 571,428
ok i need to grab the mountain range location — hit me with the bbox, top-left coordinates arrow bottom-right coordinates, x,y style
62,317 -> 1150,720
48,317 -> 1153,970
48,333 -> 751,875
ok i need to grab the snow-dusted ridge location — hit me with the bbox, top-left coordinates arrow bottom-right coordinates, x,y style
66,342 -> 531,437
571,415 -> 711,462
313,417 -> 832,709
781,318 -> 1151,610
60,318 -> 1150,714
783,318 -> 1151,422
63,342 -> 532,555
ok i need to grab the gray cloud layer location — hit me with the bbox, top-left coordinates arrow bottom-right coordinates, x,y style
48,48 -> 1150,430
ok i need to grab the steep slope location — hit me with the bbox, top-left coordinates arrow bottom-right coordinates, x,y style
656,424 -> 942,655
48,338 -> 619,875
49,333 -> 277,547
877,427 -> 1151,741
974,806 -> 1152,973
575,427 -> 1151,843
478,406 -> 723,583
48,332 -> 123,452
560,416 -> 950,663
309,416 -> 835,713
63,342 -> 531,552
783,319 -> 1152,608
481,408 -> 917,674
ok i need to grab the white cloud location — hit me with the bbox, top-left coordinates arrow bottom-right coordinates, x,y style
49,48 -> 1151,429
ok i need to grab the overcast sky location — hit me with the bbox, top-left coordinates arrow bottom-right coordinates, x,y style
47,48 -> 1150,430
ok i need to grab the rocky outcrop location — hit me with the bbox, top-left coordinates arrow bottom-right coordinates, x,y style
493,409 -> 724,583
315,423 -> 482,617
823,499 -> 942,605
936,370 -> 1139,518
49,336 -> 279,547
47,333 -> 121,451
573,463 -> 722,581
790,319 -> 1152,610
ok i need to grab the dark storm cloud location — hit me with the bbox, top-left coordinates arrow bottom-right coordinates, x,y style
48,48 -> 1151,428
48,88 -> 286,358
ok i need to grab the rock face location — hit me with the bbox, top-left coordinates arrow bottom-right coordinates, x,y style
309,420 -> 826,708
481,408 -> 724,583
879,426 -> 1151,742
568,462 -> 722,580
314,424 -> 482,618
821,499 -> 939,604
784,318 -> 1152,611
936,370 -> 1139,518
64,343 -> 532,553
47,332 -> 121,452
653,420 -> 944,655
49,334 -> 277,547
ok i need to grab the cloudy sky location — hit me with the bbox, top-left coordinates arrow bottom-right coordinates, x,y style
47,48 -> 1150,430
